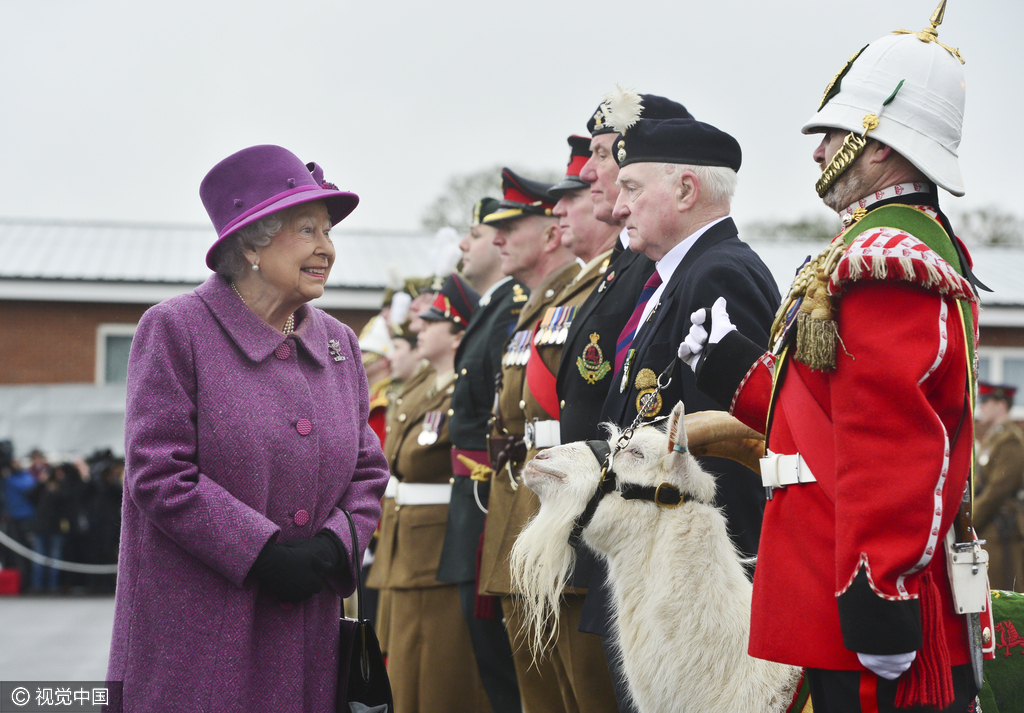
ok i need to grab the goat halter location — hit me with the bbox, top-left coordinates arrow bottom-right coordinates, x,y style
567,437 -> 689,549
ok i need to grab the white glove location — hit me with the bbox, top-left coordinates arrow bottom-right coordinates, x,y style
676,297 -> 737,371
857,651 -> 917,680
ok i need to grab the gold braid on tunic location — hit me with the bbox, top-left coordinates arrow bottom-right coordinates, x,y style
769,237 -> 847,372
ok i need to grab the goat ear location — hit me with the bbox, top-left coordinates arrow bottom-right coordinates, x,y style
666,401 -> 687,455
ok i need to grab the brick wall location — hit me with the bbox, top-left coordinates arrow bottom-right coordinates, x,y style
0,299 -> 375,385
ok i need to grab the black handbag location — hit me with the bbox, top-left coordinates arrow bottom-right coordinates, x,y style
338,510 -> 393,713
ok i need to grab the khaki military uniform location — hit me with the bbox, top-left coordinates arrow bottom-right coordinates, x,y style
976,421 -> 1024,592
367,364 -> 491,713
481,258 -> 618,713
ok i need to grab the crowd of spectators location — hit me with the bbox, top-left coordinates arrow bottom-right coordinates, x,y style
0,440 -> 123,595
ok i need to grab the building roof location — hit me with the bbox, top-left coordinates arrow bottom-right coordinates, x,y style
0,217 -> 435,309
1,217 -> 1022,323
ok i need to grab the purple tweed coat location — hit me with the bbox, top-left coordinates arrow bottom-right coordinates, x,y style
107,275 -> 388,712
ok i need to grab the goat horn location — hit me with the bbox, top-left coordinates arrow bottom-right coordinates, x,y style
682,411 -> 765,476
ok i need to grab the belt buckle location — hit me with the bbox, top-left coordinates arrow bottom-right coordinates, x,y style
524,421 -> 536,451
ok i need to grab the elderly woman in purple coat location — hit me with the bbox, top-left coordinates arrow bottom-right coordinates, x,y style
106,145 -> 390,712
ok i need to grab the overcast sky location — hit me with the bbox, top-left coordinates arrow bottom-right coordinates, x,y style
1,1 -> 1020,236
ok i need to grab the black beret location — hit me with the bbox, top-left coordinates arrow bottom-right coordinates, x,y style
614,118 -> 742,172
587,94 -> 693,136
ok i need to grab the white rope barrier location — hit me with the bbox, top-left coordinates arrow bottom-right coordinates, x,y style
0,529 -> 119,574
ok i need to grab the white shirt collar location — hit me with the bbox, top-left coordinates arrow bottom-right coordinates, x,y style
654,216 -> 729,284
619,227 -> 630,249
635,216 -> 729,329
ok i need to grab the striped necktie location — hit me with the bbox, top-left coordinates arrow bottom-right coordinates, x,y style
614,271 -> 662,374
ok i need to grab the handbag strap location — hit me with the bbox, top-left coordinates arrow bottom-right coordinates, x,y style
342,510 -> 365,623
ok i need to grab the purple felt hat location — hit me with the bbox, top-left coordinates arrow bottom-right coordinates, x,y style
200,145 -> 359,270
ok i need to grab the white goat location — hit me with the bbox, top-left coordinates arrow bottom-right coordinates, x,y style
510,402 -> 805,713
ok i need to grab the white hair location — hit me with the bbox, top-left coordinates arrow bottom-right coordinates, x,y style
660,163 -> 737,206
210,214 -> 282,280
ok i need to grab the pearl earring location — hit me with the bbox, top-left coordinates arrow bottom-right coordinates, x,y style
252,264 -> 259,271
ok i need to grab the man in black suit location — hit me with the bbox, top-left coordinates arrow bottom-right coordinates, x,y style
437,197 -> 524,713
602,117 -> 779,552
585,116 -> 781,708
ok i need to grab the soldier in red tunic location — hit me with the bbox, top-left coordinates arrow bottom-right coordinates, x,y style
678,4 -> 993,712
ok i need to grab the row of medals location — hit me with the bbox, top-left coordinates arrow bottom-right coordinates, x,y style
502,306 -> 578,367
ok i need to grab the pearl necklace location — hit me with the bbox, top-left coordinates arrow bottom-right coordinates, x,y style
230,282 -> 295,334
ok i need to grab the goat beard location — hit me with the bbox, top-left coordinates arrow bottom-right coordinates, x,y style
509,497 -> 583,658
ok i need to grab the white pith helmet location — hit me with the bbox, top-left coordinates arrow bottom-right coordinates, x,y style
802,3 -> 966,196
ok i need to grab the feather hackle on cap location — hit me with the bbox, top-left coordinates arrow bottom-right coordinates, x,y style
604,85 -> 643,134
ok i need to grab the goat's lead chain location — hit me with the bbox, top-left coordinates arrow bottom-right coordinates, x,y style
614,358 -> 678,457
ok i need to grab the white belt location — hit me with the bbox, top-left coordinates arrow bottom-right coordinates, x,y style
760,452 -> 817,491
524,419 -> 560,450
385,476 -> 452,506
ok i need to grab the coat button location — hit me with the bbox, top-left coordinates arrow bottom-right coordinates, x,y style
398,413 -> 407,422
983,627 -> 991,645
294,509 -> 310,527
461,368 -> 467,375
519,400 -> 526,409
447,408 -> 454,416
296,419 -> 313,436
560,400 -> 565,408
275,342 -> 291,360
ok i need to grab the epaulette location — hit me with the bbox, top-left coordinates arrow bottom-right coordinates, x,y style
829,225 -> 975,303
770,203 -> 975,372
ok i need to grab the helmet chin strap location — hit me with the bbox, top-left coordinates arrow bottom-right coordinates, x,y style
815,113 -> 880,198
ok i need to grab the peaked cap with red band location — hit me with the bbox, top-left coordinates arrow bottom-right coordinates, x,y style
549,135 -> 593,199
482,168 -> 556,225
978,381 -> 1017,403
419,272 -> 480,327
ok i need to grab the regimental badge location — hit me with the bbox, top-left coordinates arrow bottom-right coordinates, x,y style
617,138 -> 627,163
634,368 -> 663,418
577,333 -> 611,385
512,285 -> 528,303
593,102 -> 610,130
417,410 -> 444,446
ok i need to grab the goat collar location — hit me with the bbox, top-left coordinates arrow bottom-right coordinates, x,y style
619,482 -> 687,508
568,440 -> 618,549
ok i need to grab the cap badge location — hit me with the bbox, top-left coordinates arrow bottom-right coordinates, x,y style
577,333 -> 612,385
617,139 -> 627,163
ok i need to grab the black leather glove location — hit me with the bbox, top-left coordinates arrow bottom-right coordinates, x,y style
249,539 -> 330,604
280,529 -> 346,573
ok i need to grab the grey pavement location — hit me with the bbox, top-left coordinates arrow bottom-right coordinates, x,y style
0,595 -> 114,681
